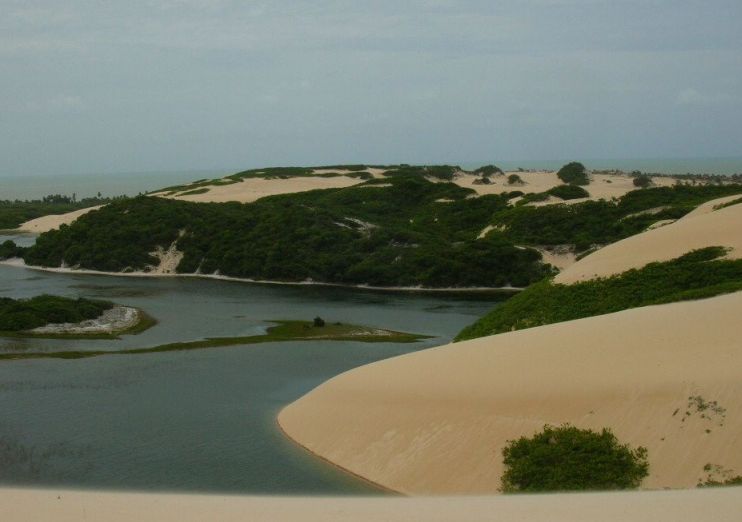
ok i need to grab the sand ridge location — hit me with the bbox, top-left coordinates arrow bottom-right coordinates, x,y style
555,196 -> 742,284
18,205 -> 103,234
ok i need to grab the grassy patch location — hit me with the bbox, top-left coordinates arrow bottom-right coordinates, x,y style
456,247 -> 742,341
0,320 -> 429,361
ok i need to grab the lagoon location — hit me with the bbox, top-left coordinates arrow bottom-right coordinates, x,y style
0,259 -> 500,494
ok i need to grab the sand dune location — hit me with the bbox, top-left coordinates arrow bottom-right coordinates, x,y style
279,291 -> 742,495
1,487 -> 741,522
18,205 -> 102,233
555,197 -> 742,284
156,176 -> 364,203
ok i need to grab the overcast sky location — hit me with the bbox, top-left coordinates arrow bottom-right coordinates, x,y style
1,0 -> 741,175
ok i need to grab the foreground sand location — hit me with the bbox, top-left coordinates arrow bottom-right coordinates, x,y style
279,291 -> 742,494
555,198 -> 742,284
1,487 -> 740,522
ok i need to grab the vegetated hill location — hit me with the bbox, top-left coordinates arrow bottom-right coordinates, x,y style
22,176 -> 548,288
556,161 -> 590,185
455,247 -> 742,341
16,173 -> 742,288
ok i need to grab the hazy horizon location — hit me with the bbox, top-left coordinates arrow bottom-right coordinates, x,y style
2,1 -> 741,177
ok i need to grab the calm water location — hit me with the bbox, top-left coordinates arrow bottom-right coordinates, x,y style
0,246 -> 501,493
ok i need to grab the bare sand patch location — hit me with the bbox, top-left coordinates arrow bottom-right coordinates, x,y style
1,487 -> 740,522
279,291 -> 742,495
18,206 -> 103,234
160,176 -> 364,203
555,197 -> 742,284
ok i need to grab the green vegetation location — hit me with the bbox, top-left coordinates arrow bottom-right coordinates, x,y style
632,172 -> 653,188
13,166 -> 742,287
507,174 -> 524,185
23,175 -> 550,288
456,247 -> 742,340
474,165 -> 503,177
0,320 -> 428,361
556,162 -> 589,186
492,183 -> 742,251
501,425 -> 649,492
0,295 -> 113,332
0,194 -> 114,230
698,464 -> 742,487
0,240 -> 23,259
714,196 -> 742,210
546,184 -> 590,200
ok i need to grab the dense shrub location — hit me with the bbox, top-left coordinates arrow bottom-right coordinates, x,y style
632,173 -> 653,188
501,425 -> 649,492
547,184 -> 590,200
507,174 -> 524,185
0,295 -> 113,331
556,162 -> 589,186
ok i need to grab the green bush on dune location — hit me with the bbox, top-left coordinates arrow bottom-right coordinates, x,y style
456,247 -> 742,341
501,425 -> 649,492
556,162 -> 590,186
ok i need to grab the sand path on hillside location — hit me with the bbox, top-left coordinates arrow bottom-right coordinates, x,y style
279,291 -> 742,495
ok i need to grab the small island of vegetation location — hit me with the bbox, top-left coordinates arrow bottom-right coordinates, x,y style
0,294 -> 154,339
0,319 -> 428,361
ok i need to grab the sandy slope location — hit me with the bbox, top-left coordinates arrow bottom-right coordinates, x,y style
555,198 -> 742,284
1,487 -> 741,522
18,205 -> 102,233
155,176 -> 364,203
279,291 -> 742,495
453,171 -> 676,199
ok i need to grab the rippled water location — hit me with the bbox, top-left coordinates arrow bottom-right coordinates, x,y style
0,253 -> 502,494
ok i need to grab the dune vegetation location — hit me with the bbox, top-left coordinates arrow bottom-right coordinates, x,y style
456,247 -> 742,340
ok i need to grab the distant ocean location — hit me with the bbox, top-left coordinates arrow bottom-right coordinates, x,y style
1,157 -> 740,201
0,169 -> 233,201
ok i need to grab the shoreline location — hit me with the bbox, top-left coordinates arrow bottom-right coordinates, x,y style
275,417 -> 400,496
0,258 -> 523,295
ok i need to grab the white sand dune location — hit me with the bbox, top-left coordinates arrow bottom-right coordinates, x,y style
156,176 -> 364,203
279,291 -> 742,495
555,197 -> 742,284
1,487 -> 741,522
18,205 -> 102,233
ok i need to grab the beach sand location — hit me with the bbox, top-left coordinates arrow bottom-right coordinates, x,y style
279,291 -> 742,495
1,487 -> 741,522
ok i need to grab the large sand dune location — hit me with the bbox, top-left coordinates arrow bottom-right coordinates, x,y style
18,205 -> 102,234
279,291 -> 742,494
555,198 -> 742,284
1,487 -> 741,522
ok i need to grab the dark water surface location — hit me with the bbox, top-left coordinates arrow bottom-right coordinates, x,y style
0,255 -> 501,494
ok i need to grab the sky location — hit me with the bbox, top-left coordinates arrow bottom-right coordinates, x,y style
1,0 -> 741,176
